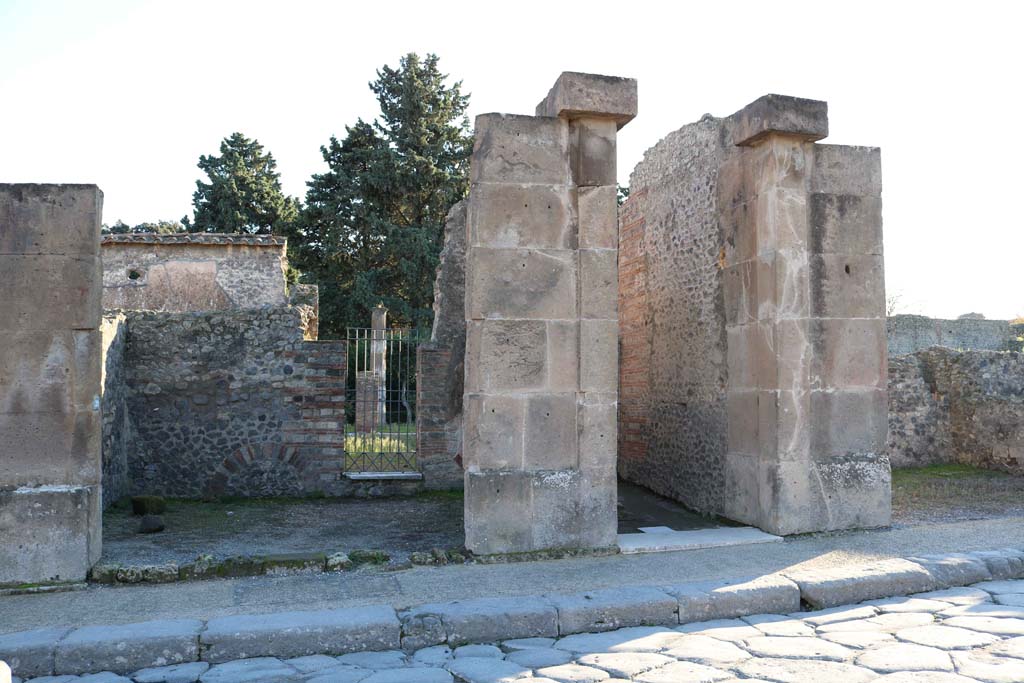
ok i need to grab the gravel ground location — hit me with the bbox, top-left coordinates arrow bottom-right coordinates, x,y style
891,465 -> 1024,526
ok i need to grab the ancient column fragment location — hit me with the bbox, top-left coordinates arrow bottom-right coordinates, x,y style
463,72 -> 635,554
0,184 -> 104,584
720,96 -> 890,534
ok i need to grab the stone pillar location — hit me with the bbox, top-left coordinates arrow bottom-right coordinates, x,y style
0,184 -> 104,584
463,72 -> 635,554
720,96 -> 890,534
355,304 -> 388,433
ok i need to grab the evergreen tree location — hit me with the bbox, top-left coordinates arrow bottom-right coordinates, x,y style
183,132 -> 299,234
290,53 -> 472,336
102,219 -> 185,235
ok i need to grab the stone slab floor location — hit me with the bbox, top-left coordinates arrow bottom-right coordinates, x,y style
16,579 -> 1024,682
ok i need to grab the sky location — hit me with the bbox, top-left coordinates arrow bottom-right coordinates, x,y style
1,0 -> 1022,320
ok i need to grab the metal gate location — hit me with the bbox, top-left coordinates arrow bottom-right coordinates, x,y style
345,326 -> 423,474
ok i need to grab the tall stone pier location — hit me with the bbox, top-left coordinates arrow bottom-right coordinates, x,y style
0,184 -> 104,584
618,96 -> 889,536
463,72 -> 635,554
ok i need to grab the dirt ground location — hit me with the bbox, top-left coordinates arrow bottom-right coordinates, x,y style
101,466 -> 1024,567
101,492 -> 465,566
891,464 -> 1024,526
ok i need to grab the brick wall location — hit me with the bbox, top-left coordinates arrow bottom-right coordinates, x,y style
617,191 -> 650,470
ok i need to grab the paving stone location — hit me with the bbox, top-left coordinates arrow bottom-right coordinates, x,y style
411,646 -> 453,667
732,657 -> 878,683
951,651 -> 1024,683
29,677 -> 80,683
202,607 -> 399,663
914,588 -> 993,606
361,669 -> 453,683
675,619 -> 761,641
896,624 -> 1001,649
535,663 -> 610,682
404,597 -> 557,648
660,634 -> 751,665
453,644 -> 503,659
199,657 -> 299,683
742,635 -> 854,661
992,594 -> 1024,606
854,642 -> 953,672
866,673 -> 982,683
131,662 -> 210,682
282,655 -> 340,673
549,587 -> 677,634
800,605 -> 879,625
784,559 -> 936,609
554,627 -> 679,654
868,612 -> 937,630
55,619 -> 203,675
987,635 -> 1024,659
0,627 -> 71,678
944,616 -> 1024,637
575,652 -> 674,678
501,637 -> 556,651
819,630 -> 896,649
79,673 -> 132,683
941,603 -> 1024,619
304,666 -> 371,683
864,597 -> 951,613
505,648 -> 572,668
975,580 -> 1024,595
335,650 -> 406,669
742,614 -> 815,636
445,656 -> 531,683
633,660 -> 731,683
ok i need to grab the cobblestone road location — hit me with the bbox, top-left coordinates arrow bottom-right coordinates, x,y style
17,579 -> 1024,682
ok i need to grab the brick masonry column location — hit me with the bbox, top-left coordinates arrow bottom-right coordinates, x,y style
0,184 -> 104,584
720,96 -> 890,534
463,72 -> 635,554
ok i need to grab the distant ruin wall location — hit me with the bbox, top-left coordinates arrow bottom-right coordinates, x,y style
118,307 -> 349,498
887,315 -> 1022,355
101,234 -> 288,312
888,348 -> 1024,474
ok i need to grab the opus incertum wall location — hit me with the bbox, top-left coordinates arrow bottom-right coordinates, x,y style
619,96 -> 890,536
463,72 -> 636,554
0,184 -> 104,584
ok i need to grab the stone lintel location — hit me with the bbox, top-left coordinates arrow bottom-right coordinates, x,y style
729,94 -> 828,147
535,72 -> 637,129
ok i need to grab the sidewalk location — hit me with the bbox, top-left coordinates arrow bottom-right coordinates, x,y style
3,516 -> 1024,634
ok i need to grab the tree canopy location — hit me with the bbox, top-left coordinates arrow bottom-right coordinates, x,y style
287,53 -> 472,336
102,219 -> 185,235
183,132 -> 299,235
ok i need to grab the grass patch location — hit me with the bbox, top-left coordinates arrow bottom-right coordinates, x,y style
892,463 -> 1008,485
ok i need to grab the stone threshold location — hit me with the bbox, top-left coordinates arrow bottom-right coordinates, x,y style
617,526 -> 783,554
3,547 -> 1023,679
344,472 -> 424,481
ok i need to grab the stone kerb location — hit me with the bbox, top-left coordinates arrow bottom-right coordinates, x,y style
463,72 -> 635,555
6,547 -> 1024,678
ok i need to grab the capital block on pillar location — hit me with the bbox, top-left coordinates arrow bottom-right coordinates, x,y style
729,94 -> 829,147
535,72 -> 637,129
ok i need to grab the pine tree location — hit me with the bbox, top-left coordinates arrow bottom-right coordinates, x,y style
183,132 -> 299,234
290,53 -> 472,336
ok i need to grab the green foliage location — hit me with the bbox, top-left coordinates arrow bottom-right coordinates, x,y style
617,183 -> 630,206
288,53 -> 472,336
183,132 -> 300,235
102,219 -> 185,235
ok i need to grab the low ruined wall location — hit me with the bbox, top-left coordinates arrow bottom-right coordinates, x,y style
120,307 -> 348,498
888,348 -> 1024,474
101,234 -> 287,312
100,314 -> 132,507
887,315 -> 1022,355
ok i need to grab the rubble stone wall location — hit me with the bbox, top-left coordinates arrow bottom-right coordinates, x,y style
101,234 -> 288,312
100,313 -> 132,507
888,315 -> 1022,355
888,348 -> 1024,474
119,307 -> 349,498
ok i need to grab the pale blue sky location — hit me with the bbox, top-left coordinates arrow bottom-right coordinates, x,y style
1,0 -> 1022,319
